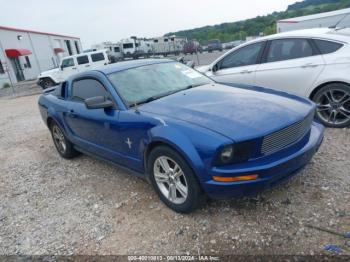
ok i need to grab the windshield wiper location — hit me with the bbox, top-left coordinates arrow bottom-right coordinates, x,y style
131,96 -> 158,107
184,83 -> 206,90
130,84 -> 207,108
131,90 -> 179,107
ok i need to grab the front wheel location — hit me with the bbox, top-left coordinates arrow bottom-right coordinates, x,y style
39,78 -> 55,89
313,83 -> 350,128
148,146 -> 204,213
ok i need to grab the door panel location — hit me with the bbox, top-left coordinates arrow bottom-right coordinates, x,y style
59,57 -> 78,82
209,41 -> 265,85
255,38 -> 325,97
62,77 -> 143,168
63,101 -> 124,162
211,64 -> 259,85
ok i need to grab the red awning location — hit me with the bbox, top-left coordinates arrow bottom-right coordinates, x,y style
54,47 -> 64,53
5,48 -> 32,58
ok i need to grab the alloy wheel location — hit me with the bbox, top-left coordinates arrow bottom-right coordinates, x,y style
153,156 -> 188,205
316,89 -> 350,126
52,125 -> 66,154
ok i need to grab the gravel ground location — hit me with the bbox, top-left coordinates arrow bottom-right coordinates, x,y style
0,79 -> 42,98
0,94 -> 349,257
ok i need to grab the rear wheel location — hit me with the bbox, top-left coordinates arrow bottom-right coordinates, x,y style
148,146 -> 204,213
313,83 -> 350,128
50,122 -> 79,159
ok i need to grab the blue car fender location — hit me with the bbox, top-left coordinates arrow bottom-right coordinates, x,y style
144,125 -> 208,183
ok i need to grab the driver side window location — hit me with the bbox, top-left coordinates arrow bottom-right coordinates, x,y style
61,58 -> 75,68
219,42 -> 264,70
71,79 -> 109,101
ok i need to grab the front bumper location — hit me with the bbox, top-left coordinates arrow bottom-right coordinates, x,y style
202,122 -> 324,199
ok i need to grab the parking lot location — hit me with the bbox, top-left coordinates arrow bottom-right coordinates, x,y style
176,50 -> 228,66
0,90 -> 349,255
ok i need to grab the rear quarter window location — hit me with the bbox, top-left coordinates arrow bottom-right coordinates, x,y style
77,55 -> 89,65
91,53 -> 105,62
314,39 -> 343,55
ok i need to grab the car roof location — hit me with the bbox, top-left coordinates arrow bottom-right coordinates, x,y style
64,49 -> 108,59
246,28 -> 350,45
95,58 -> 174,75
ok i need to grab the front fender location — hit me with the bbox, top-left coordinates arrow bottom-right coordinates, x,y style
144,125 -> 208,183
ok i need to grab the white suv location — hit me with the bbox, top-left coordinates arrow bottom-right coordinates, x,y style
197,28 -> 350,128
38,50 -> 109,89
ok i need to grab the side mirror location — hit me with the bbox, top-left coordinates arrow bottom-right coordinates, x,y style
60,65 -> 64,71
186,61 -> 195,68
84,96 -> 114,109
177,56 -> 184,63
212,64 -> 219,72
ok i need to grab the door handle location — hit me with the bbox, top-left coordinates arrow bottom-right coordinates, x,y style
68,109 -> 77,118
72,67 -> 77,70
85,65 -> 90,67
301,63 -> 318,68
240,70 -> 253,74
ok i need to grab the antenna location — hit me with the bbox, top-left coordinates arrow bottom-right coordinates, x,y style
133,101 -> 140,113
329,13 -> 349,29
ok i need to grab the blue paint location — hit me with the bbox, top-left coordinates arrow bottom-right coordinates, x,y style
38,59 -> 324,199
324,244 -> 343,254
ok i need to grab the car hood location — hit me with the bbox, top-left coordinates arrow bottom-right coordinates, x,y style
140,83 -> 315,142
39,68 -> 60,77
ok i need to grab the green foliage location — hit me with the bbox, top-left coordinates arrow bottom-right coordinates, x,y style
2,82 -> 10,89
165,0 -> 350,44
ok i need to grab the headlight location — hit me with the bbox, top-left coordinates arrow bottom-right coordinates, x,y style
213,140 -> 255,166
220,145 -> 235,164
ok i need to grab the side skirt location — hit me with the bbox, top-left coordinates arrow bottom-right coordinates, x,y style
74,145 -> 150,183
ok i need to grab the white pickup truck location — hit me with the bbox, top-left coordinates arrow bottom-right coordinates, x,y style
37,50 -> 109,89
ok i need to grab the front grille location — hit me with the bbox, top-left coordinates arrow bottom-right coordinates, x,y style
261,112 -> 314,155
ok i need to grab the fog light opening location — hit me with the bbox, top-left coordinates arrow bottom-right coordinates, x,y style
213,174 -> 258,182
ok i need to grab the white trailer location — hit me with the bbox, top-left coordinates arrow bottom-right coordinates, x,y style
90,41 -> 123,62
119,38 -> 152,59
151,36 -> 186,56
277,8 -> 350,33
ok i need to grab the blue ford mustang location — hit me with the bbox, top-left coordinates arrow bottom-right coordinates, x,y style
38,59 -> 324,213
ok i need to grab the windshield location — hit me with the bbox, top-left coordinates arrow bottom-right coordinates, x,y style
209,40 -> 220,44
108,62 -> 212,107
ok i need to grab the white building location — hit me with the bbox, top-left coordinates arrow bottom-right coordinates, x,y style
0,25 -> 82,87
277,8 -> 350,33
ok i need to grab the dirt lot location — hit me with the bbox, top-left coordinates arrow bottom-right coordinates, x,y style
0,94 -> 349,256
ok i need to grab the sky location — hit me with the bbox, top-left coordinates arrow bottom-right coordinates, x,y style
0,0 -> 297,48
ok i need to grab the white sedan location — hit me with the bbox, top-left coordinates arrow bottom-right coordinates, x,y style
197,28 -> 350,128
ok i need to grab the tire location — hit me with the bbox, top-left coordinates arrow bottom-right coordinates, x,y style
147,146 -> 204,213
40,78 -> 55,89
312,83 -> 350,128
50,121 -> 79,159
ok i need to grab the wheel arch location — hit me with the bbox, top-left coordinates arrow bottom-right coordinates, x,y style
143,139 -> 206,193
46,109 -> 68,137
142,127 -> 207,184
47,116 -> 54,129
39,76 -> 58,84
309,81 -> 350,100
